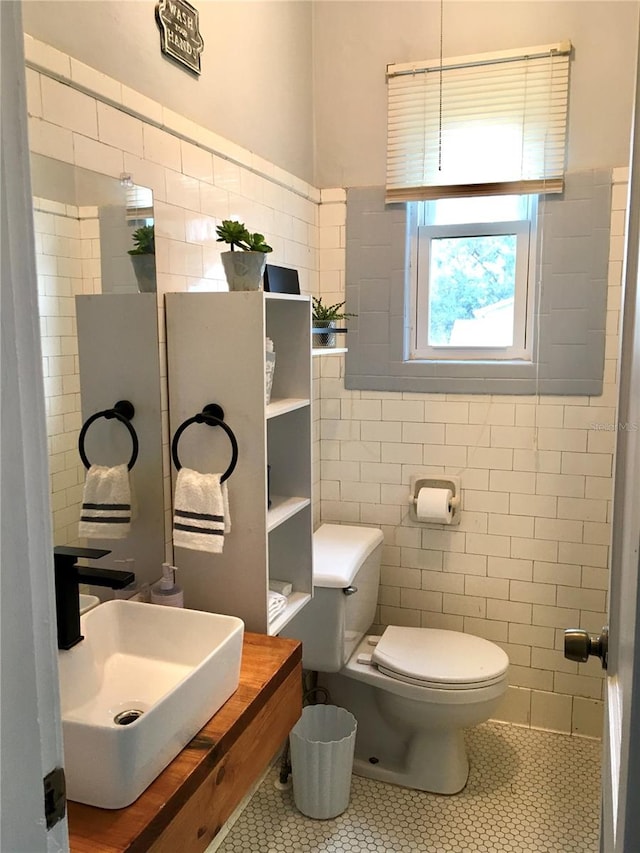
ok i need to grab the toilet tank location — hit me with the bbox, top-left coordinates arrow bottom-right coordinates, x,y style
281,524 -> 383,672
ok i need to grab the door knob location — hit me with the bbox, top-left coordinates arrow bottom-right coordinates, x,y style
564,626 -> 608,670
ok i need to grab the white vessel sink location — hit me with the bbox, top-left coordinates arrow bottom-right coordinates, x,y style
58,599 -> 244,809
79,593 -> 100,615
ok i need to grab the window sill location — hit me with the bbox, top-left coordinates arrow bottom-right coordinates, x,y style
408,356 -> 532,366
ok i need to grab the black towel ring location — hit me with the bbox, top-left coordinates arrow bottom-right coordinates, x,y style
171,403 -> 238,483
78,400 -> 139,471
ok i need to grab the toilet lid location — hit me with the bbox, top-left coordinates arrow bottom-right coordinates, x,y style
372,626 -> 509,689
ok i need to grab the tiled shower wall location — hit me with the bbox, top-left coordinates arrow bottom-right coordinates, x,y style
34,198 -> 100,545
315,176 -> 627,737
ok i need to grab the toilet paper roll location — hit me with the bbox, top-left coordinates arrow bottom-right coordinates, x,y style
415,487 -> 454,524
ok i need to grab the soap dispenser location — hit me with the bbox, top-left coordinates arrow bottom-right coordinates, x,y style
151,563 -> 184,608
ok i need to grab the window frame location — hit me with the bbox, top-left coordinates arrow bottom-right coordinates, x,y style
407,195 -> 538,363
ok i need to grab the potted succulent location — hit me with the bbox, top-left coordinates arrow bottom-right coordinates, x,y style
312,296 -> 355,348
128,224 -> 156,293
216,219 -> 273,291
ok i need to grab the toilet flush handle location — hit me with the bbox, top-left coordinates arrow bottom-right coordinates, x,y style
343,586 -> 358,596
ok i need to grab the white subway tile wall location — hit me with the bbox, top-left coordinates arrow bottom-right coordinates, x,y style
34,199 -> 100,546
314,169 -> 627,738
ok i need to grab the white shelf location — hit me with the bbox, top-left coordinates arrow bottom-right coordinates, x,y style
266,397 -> 310,418
265,292 -> 309,303
268,592 -> 312,636
312,347 -> 348,356
267,495 -> 311,531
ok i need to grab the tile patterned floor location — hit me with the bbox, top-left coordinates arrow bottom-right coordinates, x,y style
215,722 -> 601,853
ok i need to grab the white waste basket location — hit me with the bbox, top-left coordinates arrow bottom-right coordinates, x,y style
289,704 -> 357,819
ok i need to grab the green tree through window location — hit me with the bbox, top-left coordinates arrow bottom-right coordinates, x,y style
427,234 -> 517,345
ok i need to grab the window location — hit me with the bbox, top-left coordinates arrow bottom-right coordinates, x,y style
385,42 -> 570,366
410,194 -> 537,361
342,40 -> 607,397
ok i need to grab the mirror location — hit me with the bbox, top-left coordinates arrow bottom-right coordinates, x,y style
31,154 -> 165,591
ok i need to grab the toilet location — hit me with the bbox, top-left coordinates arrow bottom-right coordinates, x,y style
281,523 -> 509,795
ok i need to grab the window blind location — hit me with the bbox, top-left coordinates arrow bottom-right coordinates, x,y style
126,184 -> 154,219
386,42 -> 572,203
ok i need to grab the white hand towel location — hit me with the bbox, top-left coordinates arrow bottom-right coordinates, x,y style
173,468 -> 231,554
78,464 -> 132,540
268,591 -> 288,623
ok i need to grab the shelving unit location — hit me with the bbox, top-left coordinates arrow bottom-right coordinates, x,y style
165,291 -> 312,635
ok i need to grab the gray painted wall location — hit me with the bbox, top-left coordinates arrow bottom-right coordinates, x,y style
22,2 -> 640,189
22,0 -> 315,184
312,1 -> 640,187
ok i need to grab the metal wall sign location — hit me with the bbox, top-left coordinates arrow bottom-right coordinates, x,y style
155,0 -> 204,76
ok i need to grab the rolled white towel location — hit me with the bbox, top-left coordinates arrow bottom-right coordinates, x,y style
268,591 -> 288,622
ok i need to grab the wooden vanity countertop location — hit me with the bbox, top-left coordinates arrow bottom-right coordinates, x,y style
67,631 -> 302,853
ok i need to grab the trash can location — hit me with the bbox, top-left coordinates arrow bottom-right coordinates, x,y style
289,704 -> 357,819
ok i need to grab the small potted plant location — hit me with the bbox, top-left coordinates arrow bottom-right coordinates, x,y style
312,296 -> 355,348
216,219 -> 273,291
128,224 -> 155,293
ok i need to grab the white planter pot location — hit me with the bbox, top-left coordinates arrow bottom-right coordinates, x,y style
221,251 -> 267,291
129,254 -> 156,293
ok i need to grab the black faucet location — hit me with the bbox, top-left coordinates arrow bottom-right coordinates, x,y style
53,546 -> 136,650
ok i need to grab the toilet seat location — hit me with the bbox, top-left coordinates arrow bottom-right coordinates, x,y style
371,626 -> 509,691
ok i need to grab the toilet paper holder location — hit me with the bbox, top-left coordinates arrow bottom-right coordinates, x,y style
409,475 -> 461,525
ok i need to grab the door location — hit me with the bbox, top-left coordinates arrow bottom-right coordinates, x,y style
601,22 -> 640,848
564,23 -> 640,851
1,1 -> 68,849
598,192 -> 640,852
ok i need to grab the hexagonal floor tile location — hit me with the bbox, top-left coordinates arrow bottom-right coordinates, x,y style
212,722 -> 600,853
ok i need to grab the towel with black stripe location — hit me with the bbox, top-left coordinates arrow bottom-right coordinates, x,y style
78,463 -> 132,540
173,467 -> 231,554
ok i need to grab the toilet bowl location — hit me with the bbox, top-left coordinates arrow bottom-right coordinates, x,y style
281,524 -> 509,795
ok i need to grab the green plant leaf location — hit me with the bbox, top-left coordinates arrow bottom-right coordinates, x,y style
216,219 -> 273,252
245,232 -> 273,253
128,224 -> 155,255
312,296 -> 356,321
216,219 -> 250,250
